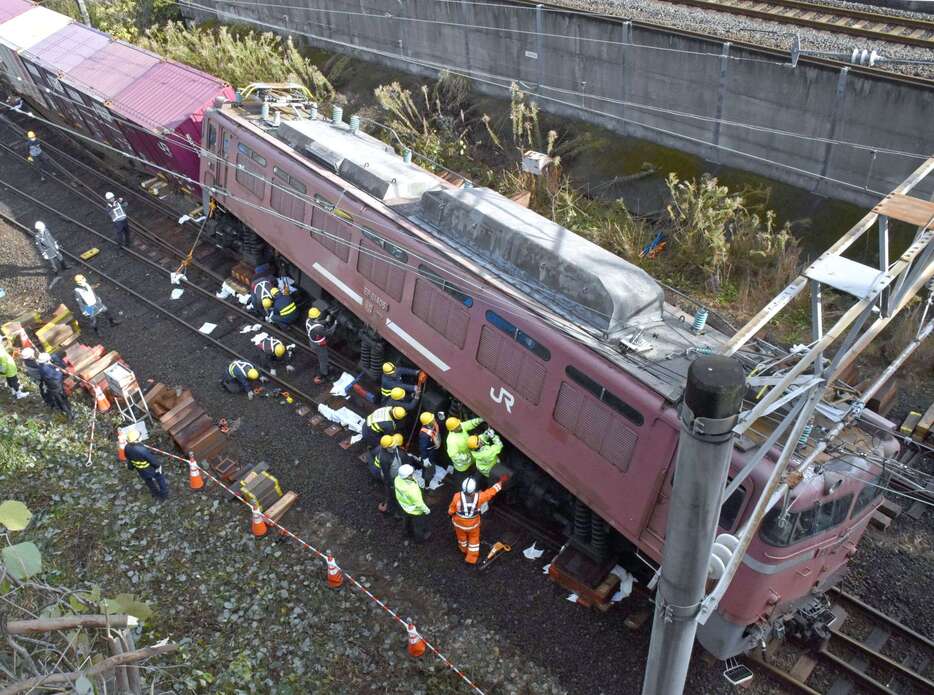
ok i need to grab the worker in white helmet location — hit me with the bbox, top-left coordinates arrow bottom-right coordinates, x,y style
33,221 -> 69,283
394,464 -> 431,542
104,191 -> 130,247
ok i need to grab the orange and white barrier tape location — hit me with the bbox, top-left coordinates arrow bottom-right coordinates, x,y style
140,443 -> 487,695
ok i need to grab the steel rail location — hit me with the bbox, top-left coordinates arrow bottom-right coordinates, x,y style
656,0 -> 934,50
830,588 -> 934,650
825,629 -> 934,693
748,651 -> 822,694
516,0 -> 934,86
0,206 -> 322,407
0,163 -> 356,375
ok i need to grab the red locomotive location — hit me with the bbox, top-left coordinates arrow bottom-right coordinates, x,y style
0,0 -> 901,661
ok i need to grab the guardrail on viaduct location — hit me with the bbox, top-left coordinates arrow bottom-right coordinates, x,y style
181,0 -> 934,207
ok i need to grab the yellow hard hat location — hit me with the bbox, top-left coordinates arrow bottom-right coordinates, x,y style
467,435 -> 480,450
270,287 -> 280,296
273,343 -> 286,358
74,274 -> 87,285
419,411 -> 434,425
380,434 -> 394,448
125,429 -> 141,443
27,131 -> 35,140
382,362 -> 396,375
262,297 -> 273,309
308,307 -> 321,319
392,433 -> 404,446
390,387 -> 406,401
445,417 -> 461,432
391,406 -> 406,420
246,368 -> 259,380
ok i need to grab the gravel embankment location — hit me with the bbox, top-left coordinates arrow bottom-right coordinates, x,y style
550,0 -> 934,79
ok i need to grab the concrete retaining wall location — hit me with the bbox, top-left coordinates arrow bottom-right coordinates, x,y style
182,0 -> 934,206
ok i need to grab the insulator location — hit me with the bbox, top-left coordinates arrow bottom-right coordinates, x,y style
260,100 -> 270,121
798,421 -> 814,448
692,307 -> 709,334
349,114 -> 360,133
402,147 -> 412,164
332,105 -> 343,125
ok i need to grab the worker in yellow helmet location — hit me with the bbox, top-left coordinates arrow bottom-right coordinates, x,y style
363,403 -> 408,448
418,411 -> 441,483
255,335 -> 291,375
305,305 -> 337,384
267,286 -> 298,326
445,415 -> 485,491
223,359 -> 260,398
249,265 -> 276,316
380,360 -> 423,404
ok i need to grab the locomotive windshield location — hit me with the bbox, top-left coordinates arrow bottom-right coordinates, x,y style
760,494 -> 854,547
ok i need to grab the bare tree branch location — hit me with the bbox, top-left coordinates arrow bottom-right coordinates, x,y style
0,643 -> 178,695
5,614 -> 137,635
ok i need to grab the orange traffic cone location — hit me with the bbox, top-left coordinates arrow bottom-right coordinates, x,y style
406,620 -> 426,658
325,551 -> 343,590
188,452 -> 204,491
93,385 -> 111,412
250,505 -> 267,538
116,432 -> 127,463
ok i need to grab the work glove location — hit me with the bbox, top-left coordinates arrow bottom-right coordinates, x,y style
498,474 -> 510,485
247,390 -> 254,400
424,508 -> 431,515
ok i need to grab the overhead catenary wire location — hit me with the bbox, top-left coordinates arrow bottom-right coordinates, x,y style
172,0 -> 928,163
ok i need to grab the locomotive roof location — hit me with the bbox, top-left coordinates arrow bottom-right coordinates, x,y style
418,185 -> 665,337
226,104 -> 732,401
0,7 -> 71,50
0,0 -> 32,25
277,117 -> 443,201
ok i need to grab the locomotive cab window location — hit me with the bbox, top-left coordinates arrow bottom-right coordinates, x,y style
718,482 -> 746,532
761,494 -> 854,547
851,474 -> 886,518
235,142 -> 266,199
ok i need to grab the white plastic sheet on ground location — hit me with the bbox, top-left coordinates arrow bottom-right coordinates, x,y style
317,403 -> 364,434
170,272 -> 187,285
239,323 -> 262,334
522,543 -> 544,560
566,593 -> 579,603
251,332 -> 269,346
236,293 -> 250,305
542,562 -> 551,575
198,322 -> 216,335
170,288 -> 184,300
610,565 -> 637,603
330,371 -> 356,397
427,465 -> 449,490
215,281 -> 236,299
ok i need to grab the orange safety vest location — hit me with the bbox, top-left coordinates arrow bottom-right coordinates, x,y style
447,484 -> 501,531
420,421 -> 440,448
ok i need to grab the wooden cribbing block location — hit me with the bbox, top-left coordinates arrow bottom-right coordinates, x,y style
265,491 -> 298,524
236,462 -> 268,485
162,403 -> 203,434
914,401 -> 934,441
1,310 -> 40,338
80,351 -> 121,383
900,411 -> 922,436
188,427 -> 226,461
212,457 -> 242,482
868,380 -> 897,416
63,343 -> 88,367
143,383 -> 168,412
172,414 -> 214,451
157,392 -> 194,428
69,345 -> 106,375
870,511 -> 891,531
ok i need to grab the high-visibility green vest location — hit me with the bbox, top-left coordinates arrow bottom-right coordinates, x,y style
394,476 -> 429,516
445,418 -> 483,472
472,436 -> 503,477
0,348 -> 16,378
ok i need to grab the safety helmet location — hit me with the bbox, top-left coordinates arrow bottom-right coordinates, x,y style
26,131 -> 35,140
392,433 -> 404,447
308,307 -> 321,319
34,221 -> 45,232
246,368 -> 259,380
270,287 -> 280,296
74,274 -> 87,285
390,387 -> 406,401
467,435 -> 480,450
382,362 -> 396,375
380,434 -> 394,448
261,297 -> 273,310
105,192 -> 115,201
419,411 -> 434,426
391,406 -> 406,420
398,464 -> 414,479
125,429 -> 141,443
445,417 -> 461,432
273,342 -> 285,358
21,347 -> 34,360
461,477 -> 477,494
36,352 -> 51,364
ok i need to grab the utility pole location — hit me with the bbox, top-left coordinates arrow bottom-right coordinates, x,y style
641,355 -> 745,695
75,0 -> 91,27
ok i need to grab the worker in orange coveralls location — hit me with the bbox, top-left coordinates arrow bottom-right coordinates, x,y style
447,474 -> 508,564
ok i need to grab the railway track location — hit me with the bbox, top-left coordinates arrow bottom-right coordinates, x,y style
661,0 -> 934,50
752,587 -> 934,694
